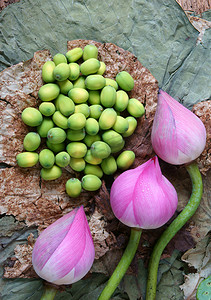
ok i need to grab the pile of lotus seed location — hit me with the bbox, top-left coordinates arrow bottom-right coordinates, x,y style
16,45 -> 145,197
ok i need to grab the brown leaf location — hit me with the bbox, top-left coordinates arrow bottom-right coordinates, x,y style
3,234 -> 37,279
193,100 -> 211,175
0,41 -> 158,278
180,234 -> 211,299
0,166 -> 92,228
0,0 -> 20,11
176,0 -> 211,15
94,180 -> 115,221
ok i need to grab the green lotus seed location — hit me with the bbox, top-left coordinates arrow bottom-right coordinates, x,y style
37,118 -> 54,138
55,151 -> 70,167
66,178 -> 82,197
41,165 -> 62,181
74,104 -> 90,118
83,134 -> 101,147
52,111 -> 68,129
84,164 -> 103,178
66,48 -> 83,62
66,128 -> 86,141
66,142 -> 87,158
39,102 -> 56,116
80,58 -> 100,76
46,141 -> 66,153
97,61 -> 106,75
53,63 -> 70,81
85,118 -> 100,136
81,174 -> 102,191
23,132 -> 41,151
38,83 -> 60,102
101,155 -> 117,175
56,94 -> 75,117
47,127 -> 66,144
127,98 -> 145,118
90,141 -> 111,159
57,80 -> 73,95
69,157 -> 86,172
22,107 -> 43,127
68,63 -> 80,81
68,88 -> 89,104
39,149 -> 55,169
116,150 -> 135,170
83,44 -> 98,60
116,71 -> 134,91
67,113 -> 86,130
53,53 -> 67,65
16,152 -> 39,168
73,76 -> 86,89
42,61 -> 55,83
85,75 -> 106,90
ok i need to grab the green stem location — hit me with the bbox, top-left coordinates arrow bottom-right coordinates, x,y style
40,285 -> 58,300
98,228 -> 142,300
146,162 -> 203,300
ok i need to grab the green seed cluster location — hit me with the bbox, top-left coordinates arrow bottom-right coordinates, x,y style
16,45 -> 145,197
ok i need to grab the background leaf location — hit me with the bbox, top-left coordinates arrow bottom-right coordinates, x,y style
0,0 -> 210,299
120,259 -> 148,300
180,234 -> 211,299
163,28 -> 211,108
156,251 -> 186,300
0,274 -> 129,300
1,279 -> 43,300
0,216 -> 38,298
0,0 -> 210,108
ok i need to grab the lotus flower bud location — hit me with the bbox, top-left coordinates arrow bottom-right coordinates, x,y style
32,206 -> 95,285
110,157 -> 178,229
151,89 -> 206,165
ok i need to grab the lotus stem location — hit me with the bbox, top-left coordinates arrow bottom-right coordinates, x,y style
146,162 -> 203,300
98,228 -> 142,300
40,285 -> 57,300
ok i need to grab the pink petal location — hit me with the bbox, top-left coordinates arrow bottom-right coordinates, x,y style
110,157 -> 178,229
162,90 -> 206,162
134,160 -> 177,229
152,90 -> 206,165
32,208 -> 78,272
110,162 -> 151,222
52,213 -> 95,285
118,201 -> 137,227
133,159 -> 166,228
151,92 -> 178,163
71,226 -> 95,283
33,207 -> 95,284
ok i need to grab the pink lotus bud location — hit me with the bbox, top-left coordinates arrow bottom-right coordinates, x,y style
32,206 -> 95,285
151,89 -> 206,165
110,157 -> 178,229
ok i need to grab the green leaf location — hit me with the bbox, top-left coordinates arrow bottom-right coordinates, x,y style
163,28 -> 211,109
156,251 -> 185,300
57,273 -> 128,300
201,10 -> 211,21
120,259 -> 148,300
0,0 -> 210,109
0,278 -> 43,300
0,216 -> 39,299
0,274 -> 128,300
93,254 -> 185,300
0,215 -> 25,240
